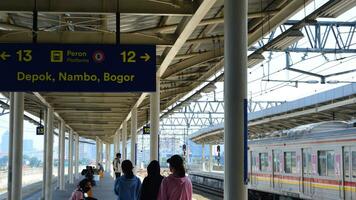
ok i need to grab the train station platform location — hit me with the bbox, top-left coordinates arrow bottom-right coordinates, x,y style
24,173 -> 116,200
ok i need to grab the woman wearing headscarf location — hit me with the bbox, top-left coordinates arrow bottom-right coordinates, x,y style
157,155 -> 192,200
70,178 -> 97,200
114,160 -> 141,200
140,160 -> 164,200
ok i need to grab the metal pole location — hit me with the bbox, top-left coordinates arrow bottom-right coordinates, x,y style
123,121 -> 127,160
74,134 -> 79,180
224,0 -> 248,197
131,106 -> 137,165
11,92 -> 24,200
68,130 -> 73,184
59,121 -> 65,190
45,107 -> 54,200
42,109 -> 47,199
202,143 -> 205,171
150,76 -> 160,161
7,93 -> 14,200
209,144 -> 213,172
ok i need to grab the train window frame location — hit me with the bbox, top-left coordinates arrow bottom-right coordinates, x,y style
317,150 -> 335,177
259,152 -> 269,172
284,151 -> 297,174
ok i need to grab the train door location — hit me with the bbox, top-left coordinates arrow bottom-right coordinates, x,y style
351,147 -> 356,200
251,151 -> 258,187
272,150 -> 282,191
268,150 -> 273,189
302,148 -> 313,197
343,146 -> 356,200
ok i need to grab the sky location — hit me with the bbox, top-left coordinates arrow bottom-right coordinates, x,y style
0,0 -> 356,148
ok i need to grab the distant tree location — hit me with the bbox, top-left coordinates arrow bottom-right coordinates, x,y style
29,157 -> 41,167
0,156 -> 9,167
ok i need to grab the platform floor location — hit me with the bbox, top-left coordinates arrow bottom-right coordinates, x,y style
24,173 -> 116,200
23,173 -> 216,200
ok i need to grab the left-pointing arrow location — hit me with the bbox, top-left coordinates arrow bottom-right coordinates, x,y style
0,51 -> 11,61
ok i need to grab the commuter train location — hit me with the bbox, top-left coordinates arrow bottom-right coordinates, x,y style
248,121 -> 356,200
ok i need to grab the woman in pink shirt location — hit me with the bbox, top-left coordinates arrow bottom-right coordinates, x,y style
157,155 -> 192,200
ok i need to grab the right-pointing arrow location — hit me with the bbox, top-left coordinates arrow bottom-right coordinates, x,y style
140,53 -> 150,62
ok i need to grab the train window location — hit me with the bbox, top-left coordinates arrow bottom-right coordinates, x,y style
344,151 -> 349,178
284,151 -> 296,174
303,149 -> 312,175
273,150 -> 281,173
259,153 -> 269,172
352,151 -> 356,178
318,150 -> 335,176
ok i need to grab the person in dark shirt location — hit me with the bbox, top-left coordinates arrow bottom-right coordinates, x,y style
140,160 -> 164,200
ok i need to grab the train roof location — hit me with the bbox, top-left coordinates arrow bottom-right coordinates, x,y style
249,121 -> 356,146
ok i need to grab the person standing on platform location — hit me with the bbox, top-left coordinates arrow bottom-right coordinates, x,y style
140,160 -> 164,200
114,160 -> 141,200
157,155 -> 193,200
113,153 -> 122,178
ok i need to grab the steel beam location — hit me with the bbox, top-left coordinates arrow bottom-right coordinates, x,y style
0,0 -> 198,16
0,31 -> 176,45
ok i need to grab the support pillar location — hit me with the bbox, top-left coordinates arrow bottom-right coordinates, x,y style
7,93 -> 14,200
100,140 -> 103,164
150,76 -> 160,161
96,137 -> 100,168
224,0 -> 248,197
74,134 -> 79,179
11,92 -> 24,200
59,121 -> 65,190
131,106 -> 137,165
202,143 -> 205,171
209,144 -> 213,172
105,143 -> 110,172
122,121 -> 127,160
45,107 -> 54,200
56,121 -> 60,189
114,132 -> 117,155
42,110 -> 47,199
118,130 -> 121,154
68,130 -> 74,184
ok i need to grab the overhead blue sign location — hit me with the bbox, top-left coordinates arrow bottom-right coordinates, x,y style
0,44 -> 156,92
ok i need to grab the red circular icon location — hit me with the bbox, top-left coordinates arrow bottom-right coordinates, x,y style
92,50 -> 105,63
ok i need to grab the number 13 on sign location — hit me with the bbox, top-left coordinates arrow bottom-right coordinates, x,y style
16,50 -> 32,62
